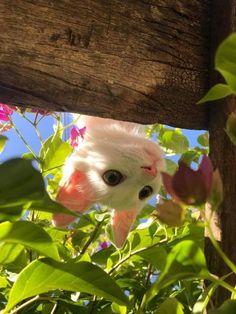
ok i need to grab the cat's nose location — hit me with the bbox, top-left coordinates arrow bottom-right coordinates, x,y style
141,160 -> 157,177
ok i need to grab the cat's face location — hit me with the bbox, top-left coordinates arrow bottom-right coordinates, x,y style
54,117 -> 165,247
67,127 -> 165,212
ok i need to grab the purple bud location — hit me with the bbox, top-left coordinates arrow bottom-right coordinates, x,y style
162,155 -> 214,206
99,241 -> 110,250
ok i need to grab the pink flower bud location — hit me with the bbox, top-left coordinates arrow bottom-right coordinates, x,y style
155,200 -> 184,227
162,155 -> 213,206
209,169 -> 223,209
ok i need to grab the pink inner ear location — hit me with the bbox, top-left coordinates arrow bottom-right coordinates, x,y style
111,209 -> 138,248
53,169 -> 92,227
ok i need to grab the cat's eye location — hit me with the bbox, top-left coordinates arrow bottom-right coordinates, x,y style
102,170 -> 124,186
139,186 -> 153,200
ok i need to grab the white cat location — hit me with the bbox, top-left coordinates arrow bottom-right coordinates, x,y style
53,116 -> 165,247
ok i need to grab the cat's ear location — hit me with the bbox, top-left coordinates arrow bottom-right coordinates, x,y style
53,169 -> 92,227
111,209 -> 138,248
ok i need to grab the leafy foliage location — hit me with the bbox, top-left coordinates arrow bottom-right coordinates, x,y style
5,259 -> 129,313
198,33 -> 236,104
0,110 -> 210,313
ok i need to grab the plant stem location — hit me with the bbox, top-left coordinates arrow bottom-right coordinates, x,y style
206,221 -> 236,274
9,117 -> 40,162
36,114 -> 46,126
21,113 -> 45,145
89,295 -> 98,313
61,114 -> 81,131
8,296 -> 59,314
108,238 -> 167,275
33,112 -> 39,125
145,264 -> 152,287
209,274 -> 236,294
34,123 -> 44,147
50,303 -> 58,314
8,295 -> 40,314
80,220 -> 104,255
42,164 -> 64,174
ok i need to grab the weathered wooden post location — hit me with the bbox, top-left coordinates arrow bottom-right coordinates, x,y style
0,1 -> 209,128
205,0 -> 236,304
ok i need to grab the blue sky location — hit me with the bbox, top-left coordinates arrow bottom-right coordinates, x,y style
1,114 -> 53,161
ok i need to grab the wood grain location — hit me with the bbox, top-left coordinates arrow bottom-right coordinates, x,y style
0,0 -> 210,129
206,0 -> 236,305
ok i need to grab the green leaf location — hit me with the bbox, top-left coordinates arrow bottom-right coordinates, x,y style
21,152 -> 35,160
5,249 -> 28,273
160,130 -> 189,154
0,135 -> 7,153
154,298 -> 184,314
165,159 -> 178,175
145,124 -> 161,137
197,84 -> 233,104
179,150 -> 200,166
145,240 -> 209,304
40,120 -> 63,160
197,132 -> 209,147
209,300 -> 236,314
0,243 -> 24,264
0,158 -> 78,218
137,246 -> 167,270
0,158 -> 45,203
0,221 -> 60,261
71,230 -> 89,248
92,246 -> 115,265
215,33 -> 236,92
0,277 -> 9,289
28,193 -> 78,217
198,34 -> 236,103
5,259 -> 130,312
43,141 -> 72,176
219,71 -> 236,93
40,121 -> 72,176
47,172 -> 62,198
128,227 -> 160,251
111,303 -> 127,314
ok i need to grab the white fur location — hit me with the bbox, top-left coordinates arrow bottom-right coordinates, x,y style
63,115 -> 165,213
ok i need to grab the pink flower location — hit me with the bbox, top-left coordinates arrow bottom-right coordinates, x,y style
70,126 -> 86,148
0,104 -> 14,121
162,155 -> 213,206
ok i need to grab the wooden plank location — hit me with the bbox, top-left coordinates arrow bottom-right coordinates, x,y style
0,0 -> 210,129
